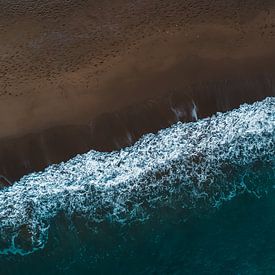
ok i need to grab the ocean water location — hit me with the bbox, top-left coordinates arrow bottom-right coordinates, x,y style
0,97 -> 274,274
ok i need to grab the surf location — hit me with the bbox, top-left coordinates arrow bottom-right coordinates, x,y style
0,97 -> 274,256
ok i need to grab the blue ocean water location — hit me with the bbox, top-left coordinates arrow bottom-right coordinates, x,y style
0,98 -> 274,274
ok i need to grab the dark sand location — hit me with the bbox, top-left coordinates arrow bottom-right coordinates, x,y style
0,0 -> 275,183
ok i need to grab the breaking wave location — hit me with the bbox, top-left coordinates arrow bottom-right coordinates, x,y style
0,97 -> 274,256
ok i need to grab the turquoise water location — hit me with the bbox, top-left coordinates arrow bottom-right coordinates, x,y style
1,181 -> 275,275
0,98 -> 274,274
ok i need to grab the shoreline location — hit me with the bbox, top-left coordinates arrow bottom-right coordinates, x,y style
0,77 -> 273,183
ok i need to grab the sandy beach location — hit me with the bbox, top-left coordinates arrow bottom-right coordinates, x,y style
0,0 -> 275,182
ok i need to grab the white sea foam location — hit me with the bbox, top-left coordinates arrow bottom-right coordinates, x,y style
0,97 -> 274,255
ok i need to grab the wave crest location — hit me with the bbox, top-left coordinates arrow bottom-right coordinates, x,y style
0,97 -> 274,255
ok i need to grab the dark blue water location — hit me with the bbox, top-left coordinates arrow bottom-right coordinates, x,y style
0,98 -> 274,274
1,173 -> 275,275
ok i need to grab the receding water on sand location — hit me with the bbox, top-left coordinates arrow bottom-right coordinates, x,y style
0,98 -> 274,274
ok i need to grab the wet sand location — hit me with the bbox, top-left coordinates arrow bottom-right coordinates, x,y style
0,0 -> 275,183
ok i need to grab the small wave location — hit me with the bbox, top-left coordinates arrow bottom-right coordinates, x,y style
0,97 -> 274,255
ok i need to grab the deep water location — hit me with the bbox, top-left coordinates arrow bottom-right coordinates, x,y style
1,171 -> 275,275
0,98 -> 274,274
